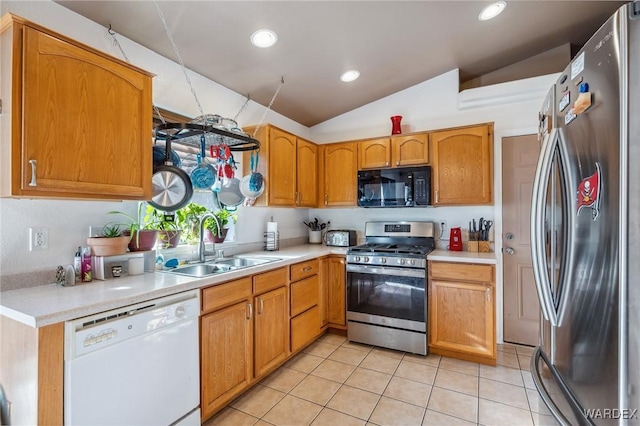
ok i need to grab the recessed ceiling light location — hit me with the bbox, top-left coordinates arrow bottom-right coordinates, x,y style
478,1 -> 507,21
340,70 -> 360,82
250,29 -> 278,48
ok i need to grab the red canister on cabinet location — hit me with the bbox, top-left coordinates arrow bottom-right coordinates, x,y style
449,227 -> 463,251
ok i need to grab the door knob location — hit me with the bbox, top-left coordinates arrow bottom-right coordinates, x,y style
504,247 -> 515,255
506,232 -> 515,240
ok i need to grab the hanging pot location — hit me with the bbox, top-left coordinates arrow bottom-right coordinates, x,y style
149,135 -> 193,211
190,134 -> 216,189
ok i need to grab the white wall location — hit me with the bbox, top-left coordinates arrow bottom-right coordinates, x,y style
0,0 -> 308,277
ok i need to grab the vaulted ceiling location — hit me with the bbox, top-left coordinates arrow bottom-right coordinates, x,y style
56,1 -> 625,126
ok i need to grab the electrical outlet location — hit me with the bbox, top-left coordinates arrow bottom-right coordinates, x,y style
29,227 -> 49,251
439,220 -> 448,240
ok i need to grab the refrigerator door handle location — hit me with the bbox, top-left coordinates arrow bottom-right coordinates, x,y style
531,129 -> 558,326
530,348 -> 573,426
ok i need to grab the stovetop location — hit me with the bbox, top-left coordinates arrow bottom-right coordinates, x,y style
348,243 -> 433,256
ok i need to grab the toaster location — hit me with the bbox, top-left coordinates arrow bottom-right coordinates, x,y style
324,230 -> 357,247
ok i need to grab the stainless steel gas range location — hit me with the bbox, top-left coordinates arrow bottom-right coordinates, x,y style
346,221 -> 435,355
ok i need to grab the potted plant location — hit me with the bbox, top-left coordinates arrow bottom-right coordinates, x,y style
86,224 -> 130,256
108,203 -> 159,252
144,205 -> 181,249
175,202 -> 208,244
203,209 -> 238,243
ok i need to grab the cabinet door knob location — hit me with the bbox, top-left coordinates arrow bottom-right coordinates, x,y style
324,194 -> 328,205
258,298 -> 264,315
29,159 -> 37,187
246,303 -> 253,320
435,190 -> 439,204
486,287 -> 491,302
396,161 -> 400,166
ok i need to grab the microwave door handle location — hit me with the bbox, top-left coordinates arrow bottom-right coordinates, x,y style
531,128 -> 559,326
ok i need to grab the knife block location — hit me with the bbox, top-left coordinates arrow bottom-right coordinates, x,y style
468,241 -> 479,252
479,241 -> 490,253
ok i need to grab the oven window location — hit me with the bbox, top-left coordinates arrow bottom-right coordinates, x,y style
347,271 -> 425,322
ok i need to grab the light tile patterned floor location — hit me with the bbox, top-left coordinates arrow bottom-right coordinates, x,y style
204,335 -> 556,426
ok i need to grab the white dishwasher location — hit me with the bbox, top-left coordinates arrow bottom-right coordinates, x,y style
64,290 -> 200,425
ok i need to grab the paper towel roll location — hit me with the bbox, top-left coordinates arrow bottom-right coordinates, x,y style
267,221 -> 278,234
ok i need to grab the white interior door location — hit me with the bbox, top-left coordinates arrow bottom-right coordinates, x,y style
502,134 -> 541,346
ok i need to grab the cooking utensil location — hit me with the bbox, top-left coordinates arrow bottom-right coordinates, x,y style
190,134 -> 216,189
149,135 -> 193,211
483,220 -> 493,241
152,146 -> 181,168
249,150 -> 263,192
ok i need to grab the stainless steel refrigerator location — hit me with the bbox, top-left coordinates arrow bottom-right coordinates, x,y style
531,2 -> 639,425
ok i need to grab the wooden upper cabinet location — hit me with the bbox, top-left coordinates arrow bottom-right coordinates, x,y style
269,127 -> 298,206
430,123 -> 493,205
358,133 -> 429,170
358,138 -> 391,169
241,125 -> 317,207
392,134 -> 428,166
296,138 -> 318,207
321,142 -> 358,207
0,16 -> 153,200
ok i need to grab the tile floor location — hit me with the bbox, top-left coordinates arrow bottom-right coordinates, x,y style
204,334 -> 557,426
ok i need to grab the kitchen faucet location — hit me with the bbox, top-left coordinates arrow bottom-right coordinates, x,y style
198,212 -> 222,263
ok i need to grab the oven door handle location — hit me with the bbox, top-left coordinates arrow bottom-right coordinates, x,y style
346,264 -> 425,278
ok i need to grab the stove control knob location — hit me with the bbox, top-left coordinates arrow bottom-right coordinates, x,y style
380,258 -> 387,264
410,259 -> 416,266
399,258 -> 406,265
364,256 -> 370,263
355,256 -> 361,262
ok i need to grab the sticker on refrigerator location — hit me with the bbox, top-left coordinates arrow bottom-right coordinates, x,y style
558,91 -> 571,111
565,108 -> 577,125
571,51 -> 585,80
576,163 -> 602,220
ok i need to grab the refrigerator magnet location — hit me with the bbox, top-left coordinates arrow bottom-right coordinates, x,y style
576,163 -> 602,220
573,83 -> 592,114
565,108 -> 577,125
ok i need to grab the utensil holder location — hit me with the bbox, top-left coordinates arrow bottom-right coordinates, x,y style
309,230 -> 322,244
467,241 -> 479,252
479,241 -> 490,253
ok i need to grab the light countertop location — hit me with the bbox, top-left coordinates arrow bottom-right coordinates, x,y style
427,249 -> 497,265
1,245 -> 496,328
0,245 -> 347,328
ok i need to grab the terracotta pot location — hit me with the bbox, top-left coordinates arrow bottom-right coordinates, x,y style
204,227 -> 228,243
87,236 -> 129,256
125,230 -> 158,252
156,230 -> 181,249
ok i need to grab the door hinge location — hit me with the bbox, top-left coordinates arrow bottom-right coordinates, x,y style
0,99 -> 3,115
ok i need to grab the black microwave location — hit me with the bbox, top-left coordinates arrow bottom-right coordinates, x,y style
357,166 -> 431,207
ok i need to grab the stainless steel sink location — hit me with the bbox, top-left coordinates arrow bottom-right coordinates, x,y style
213,256 -> 280,268
164,263 -> 235,278
161,256 -> 281,278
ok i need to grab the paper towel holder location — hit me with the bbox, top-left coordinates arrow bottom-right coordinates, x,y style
264,231 -> 279,251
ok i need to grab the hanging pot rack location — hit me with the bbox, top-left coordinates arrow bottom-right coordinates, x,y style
153,122 -> 260,152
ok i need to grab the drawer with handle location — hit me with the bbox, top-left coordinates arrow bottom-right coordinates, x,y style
290,259 -> 319,281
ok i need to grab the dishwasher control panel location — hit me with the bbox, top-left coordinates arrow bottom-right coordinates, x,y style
65,290 -> 199,359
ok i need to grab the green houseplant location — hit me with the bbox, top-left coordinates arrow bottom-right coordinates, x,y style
175,202 -> 208,244
108,203 -> 159,252
203,209 -> 238,243
86,224 -> 130,256
144,205 -> 181,249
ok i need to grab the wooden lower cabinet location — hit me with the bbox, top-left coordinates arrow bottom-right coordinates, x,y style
0,317 -> 63,425
289,260 -> 322,352
327,256 -> 347,328
428,261 -> 496,365
254,287 -> 288,377
200,270 -> 288,421
201,301 -> 252,419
